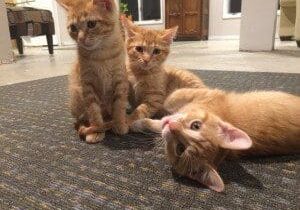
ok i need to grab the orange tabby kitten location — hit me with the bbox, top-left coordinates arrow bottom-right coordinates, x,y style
132,88 -> 300,192
121,18 -> 205,127
57,0 -> 128,143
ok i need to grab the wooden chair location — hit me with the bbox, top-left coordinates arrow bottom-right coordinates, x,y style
6,6 -> 55,54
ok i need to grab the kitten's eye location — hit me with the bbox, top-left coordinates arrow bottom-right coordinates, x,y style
176,143 -> 185,156
153,48 -> 161,55
190,121 -> 202,130
70,24 -> 78,33
87,20 -> 97,29
135,46 -> 143,53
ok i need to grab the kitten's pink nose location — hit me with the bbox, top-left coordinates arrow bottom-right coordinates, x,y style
162,119 -> 170,128
143,54 -> 151,63
78,31 -> 86,43
168,121 -> 181,131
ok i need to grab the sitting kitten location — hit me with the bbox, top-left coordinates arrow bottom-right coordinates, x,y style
57,0 -> 129,143
132,88 -> 300,192
121,18 -> 205,126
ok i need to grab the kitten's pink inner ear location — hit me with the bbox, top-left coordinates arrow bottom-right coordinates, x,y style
188,167 -> 224,192
93,0 -> 112,11
161,26 -> 178,44
218,122 -> 252,150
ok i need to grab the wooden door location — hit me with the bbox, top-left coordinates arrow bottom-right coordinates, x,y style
166,0 -> 205,40
182,0 -> 202,39
165,0 -> 183,36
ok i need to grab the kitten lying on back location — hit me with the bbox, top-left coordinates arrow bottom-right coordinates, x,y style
121,18 -> 205,127
132,88 -> 300,192
57,0 -> 129,143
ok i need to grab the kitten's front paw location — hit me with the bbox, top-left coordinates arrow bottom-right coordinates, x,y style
86,133 -> 105,144
78,126 -> 105,144
113,123 -> 129,135
130,119 -> 146,133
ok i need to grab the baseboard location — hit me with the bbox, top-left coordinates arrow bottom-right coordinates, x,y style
209,35 -> 240,40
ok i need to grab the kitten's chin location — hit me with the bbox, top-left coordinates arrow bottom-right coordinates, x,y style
136,64 -> 151,71
78,41 -> 102,51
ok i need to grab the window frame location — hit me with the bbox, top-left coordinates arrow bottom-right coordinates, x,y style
222,0 -> 280,20
119,0 -> 164,25
223,0 -> 242,19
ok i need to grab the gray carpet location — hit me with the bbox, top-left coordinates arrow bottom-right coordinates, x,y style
0,70 -> 299,210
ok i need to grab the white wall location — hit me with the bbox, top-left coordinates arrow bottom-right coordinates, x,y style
55,3 -> 75,46
240,0 -> 279,51
209,0 -> 280,40
209,0 -> 242,39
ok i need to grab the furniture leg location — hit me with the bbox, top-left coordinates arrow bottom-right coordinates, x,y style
46,34 -> 54,54
16,37 -> 24,55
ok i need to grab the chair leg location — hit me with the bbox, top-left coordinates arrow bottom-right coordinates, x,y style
16,37 -> 24,55
297,41 -> 300,48
46,34 -> 54,54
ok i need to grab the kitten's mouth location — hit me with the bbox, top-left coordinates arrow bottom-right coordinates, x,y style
162,120 -> 179,141
142,64 -> 151,69
162,126 -> 171,140
162,119 -> 172,139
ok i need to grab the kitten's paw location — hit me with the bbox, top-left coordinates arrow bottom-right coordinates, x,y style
85,133 -> 105,144
113,123 -> 129,135
130,119 -> 146,133
78,126 -> 87,140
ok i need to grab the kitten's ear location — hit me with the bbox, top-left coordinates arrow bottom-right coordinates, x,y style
56,0 -> 70,11
218,121 -> 252,150
161,26 -> 178,44
92,0 -> 114,12
188,166 -> 224,192
121,16 -> 138,38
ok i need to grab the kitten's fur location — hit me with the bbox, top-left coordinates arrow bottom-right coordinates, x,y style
122,18 -> 205,126
132,88 -> 300,192
57,0 -> 129,143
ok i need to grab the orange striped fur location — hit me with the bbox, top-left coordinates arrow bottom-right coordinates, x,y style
132,88 -> 300,191
57,0 -> 129,143
121,18 -> 205,127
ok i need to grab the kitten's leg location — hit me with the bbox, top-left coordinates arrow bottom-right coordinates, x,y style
128,99 -> 164,128
164,88 -> 198,113
69,84 -> 87,130
81,83 -> 105,143
111,78 -> 129,135
78,121 -> 113,134
69,85 -> 104,143
69,85 -> 100,142
79,127 -> 105,144
131,118 -> 163,133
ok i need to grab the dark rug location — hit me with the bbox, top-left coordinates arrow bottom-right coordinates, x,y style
0,70 -> 299,210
